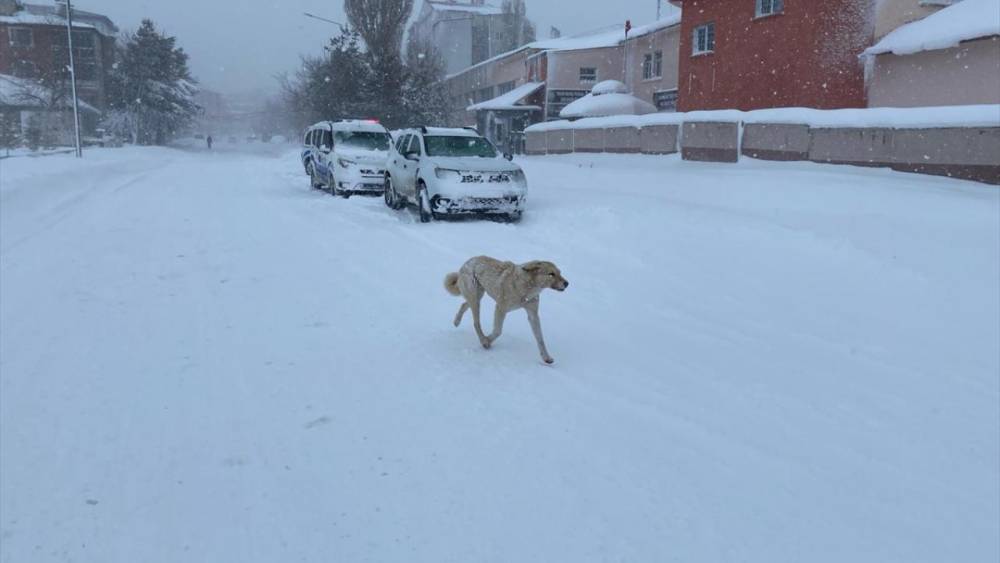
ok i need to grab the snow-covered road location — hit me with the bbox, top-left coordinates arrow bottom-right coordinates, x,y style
2,145 -> 998,562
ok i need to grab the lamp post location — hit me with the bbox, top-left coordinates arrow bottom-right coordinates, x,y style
303,12 -> 348,33
57,0 -> 82,157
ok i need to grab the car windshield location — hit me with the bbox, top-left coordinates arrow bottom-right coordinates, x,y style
424,135 -> 497,158
334,131 -> 390,151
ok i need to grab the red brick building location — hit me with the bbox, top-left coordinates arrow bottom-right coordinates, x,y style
670,0 -> 874,111
1,0 -> 117,111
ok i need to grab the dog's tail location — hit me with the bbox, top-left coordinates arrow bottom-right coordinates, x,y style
443,272 -> 461,296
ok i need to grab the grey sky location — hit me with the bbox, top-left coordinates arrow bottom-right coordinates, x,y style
79,0 -> 677,97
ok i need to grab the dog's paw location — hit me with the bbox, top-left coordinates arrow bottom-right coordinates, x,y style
543,357 -> 554,365
480,338 -> 492,349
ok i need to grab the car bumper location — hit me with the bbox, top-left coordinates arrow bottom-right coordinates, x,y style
431,194 -> 525,215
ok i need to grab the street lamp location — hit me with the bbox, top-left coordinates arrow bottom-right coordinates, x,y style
55,0 -> 82,157
303,12 -> 348,33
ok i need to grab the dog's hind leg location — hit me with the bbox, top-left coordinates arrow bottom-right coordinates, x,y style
524,299 -> 554,364
453,302 -> 469,327
487,305 -> 507,346
469,293 -> 491,349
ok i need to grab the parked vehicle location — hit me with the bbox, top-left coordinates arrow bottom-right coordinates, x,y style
301,120 -> 391,197
383,127 -> 527,223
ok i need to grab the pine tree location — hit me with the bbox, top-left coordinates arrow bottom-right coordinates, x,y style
0,113 -> 21,155
104,19 -> 200,145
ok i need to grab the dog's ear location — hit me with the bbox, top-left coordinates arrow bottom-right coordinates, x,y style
521,261 -> 544,273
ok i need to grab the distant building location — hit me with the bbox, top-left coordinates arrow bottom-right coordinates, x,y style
864,0 -> 1000,107
443,15 -> 682,152
0,0 -> 117,140
669,0 -> 873,111
409,1 -> 516,76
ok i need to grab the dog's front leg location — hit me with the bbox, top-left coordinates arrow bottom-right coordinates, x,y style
524,299 -> 554,364
487,305 -> 507,346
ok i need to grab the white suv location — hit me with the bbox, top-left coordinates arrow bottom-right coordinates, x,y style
302,120 -> 391,197
384,127 -> 527,222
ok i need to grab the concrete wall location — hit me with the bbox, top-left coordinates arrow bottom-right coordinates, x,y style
525,121 -> 999,185
605,127 -> 641,153
868,38 -> 1000,108
742,123 -> 810,161
681,122 -> 739,162
572,128 -> 605,153
640,124 -> 679,154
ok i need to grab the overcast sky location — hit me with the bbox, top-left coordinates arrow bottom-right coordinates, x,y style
80,0 -> 677,97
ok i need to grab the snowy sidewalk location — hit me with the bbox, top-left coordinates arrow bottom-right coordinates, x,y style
1,147 -> 997,562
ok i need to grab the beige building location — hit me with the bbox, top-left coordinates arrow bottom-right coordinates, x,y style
442,15 -> 682,152
865,0 -> 1000,107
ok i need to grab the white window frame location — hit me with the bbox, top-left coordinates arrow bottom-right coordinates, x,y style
653,51 -> 663,78
642,54 -> 653,80
692,23 -> 715,55
579,67 -> 597,84
9,27 -> 33,48
755,0 -> 784,18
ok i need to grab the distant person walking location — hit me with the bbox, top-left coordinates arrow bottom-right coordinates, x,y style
206,135 -> 213,150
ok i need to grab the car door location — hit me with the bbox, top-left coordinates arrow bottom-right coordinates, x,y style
316,126 -> 334,183
388,134 -> 409,192
399,134 -> 421,198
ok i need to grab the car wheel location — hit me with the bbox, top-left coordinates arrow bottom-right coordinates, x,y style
309,166 -> 322,189
304,159 -> 313,176
417,183 -> 433,223
384,176 -> 399,209
507,211 -> 523,223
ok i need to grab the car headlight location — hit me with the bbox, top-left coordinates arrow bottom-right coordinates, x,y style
338,158 -> 356,169
435,167 -> 460,179
510,169 -> 525,182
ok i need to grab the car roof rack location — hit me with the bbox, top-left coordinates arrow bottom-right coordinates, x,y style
462,126 -> 479,133
419,126 -> 428,134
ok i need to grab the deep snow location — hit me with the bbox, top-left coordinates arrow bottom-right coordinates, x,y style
1,144 -> 998,562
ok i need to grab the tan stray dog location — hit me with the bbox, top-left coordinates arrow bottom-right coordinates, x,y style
444,256 -> 569,364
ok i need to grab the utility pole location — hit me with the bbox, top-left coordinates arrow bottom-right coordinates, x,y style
657,0 -> 662,20
62,0 -> 83,157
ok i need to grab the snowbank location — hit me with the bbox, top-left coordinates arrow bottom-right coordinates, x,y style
865,0 -> 1000,56
527,104 -> 1000,132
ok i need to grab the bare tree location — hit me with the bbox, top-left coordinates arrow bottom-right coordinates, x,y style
343,0 -> 413,61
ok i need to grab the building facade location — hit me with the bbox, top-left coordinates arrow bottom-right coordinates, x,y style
443,17 -> 682,152
409,0 -> 529,76
865,0 -> 999,108
671,0 -> 874,111
0,0 -> 117,140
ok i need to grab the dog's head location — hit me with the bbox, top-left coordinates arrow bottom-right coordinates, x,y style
522,261 -> 569,292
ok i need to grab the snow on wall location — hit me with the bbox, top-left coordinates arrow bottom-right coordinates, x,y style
526,104 -> 1000,132
865,0 -> 1000,55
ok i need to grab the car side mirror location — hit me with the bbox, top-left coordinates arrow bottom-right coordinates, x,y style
405,150 -> 420,161
503,152 -> 513,161
321,144 -> 332,153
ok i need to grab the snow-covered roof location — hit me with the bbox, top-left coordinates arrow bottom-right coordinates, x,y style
0,73 -> 99,113
591,80 -> 629,95
445,10 -> 682,80
331,120 -> 389,133
428,1 -> 502,16
864,0 -> 1000,56
559,92 -> 657,119
528,104 -> 1000,133
0,3 -> 118,36
421,126 -> 481,137
466,81 -> 544,111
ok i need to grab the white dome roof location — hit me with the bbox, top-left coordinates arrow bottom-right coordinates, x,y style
591,80 -> 629,96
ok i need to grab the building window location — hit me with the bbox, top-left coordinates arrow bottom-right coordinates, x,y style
756,0 -> 784,17
644,51 -> 663,80
9,27 -> 33,48
654,89 -> 678,112
11,60 -> 38,79
579,67 -> 597,83
51,31 -> 99,81
497,80 -> 516,95
692,23 -> 715,55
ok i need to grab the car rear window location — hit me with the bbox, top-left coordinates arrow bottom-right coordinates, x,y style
334,131 -> 390,151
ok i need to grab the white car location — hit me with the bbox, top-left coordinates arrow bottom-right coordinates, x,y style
302,120 -> 391,198
383,127 -> 527,222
